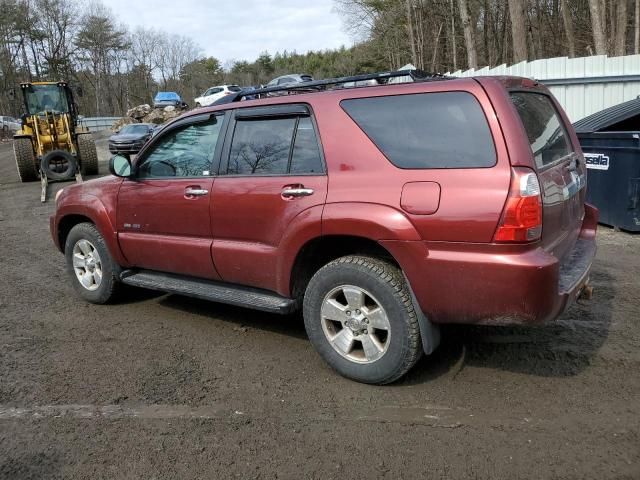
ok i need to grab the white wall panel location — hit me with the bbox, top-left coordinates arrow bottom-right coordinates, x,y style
448,54 -> 640,122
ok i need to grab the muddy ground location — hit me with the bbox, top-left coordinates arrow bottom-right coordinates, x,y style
0,133 -> 638,479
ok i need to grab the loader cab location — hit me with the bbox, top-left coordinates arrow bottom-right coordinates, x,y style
20,82 -> 79,126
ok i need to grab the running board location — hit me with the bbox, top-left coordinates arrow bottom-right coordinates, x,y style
120,270 -> 297,314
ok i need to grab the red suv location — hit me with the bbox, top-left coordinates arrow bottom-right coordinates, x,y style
51,73 -> 597,384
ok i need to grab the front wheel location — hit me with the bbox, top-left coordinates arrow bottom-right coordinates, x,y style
65,223 -> 120,304
303,256 -> 422,384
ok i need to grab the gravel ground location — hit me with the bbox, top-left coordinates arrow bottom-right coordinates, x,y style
0,133 -> 639,479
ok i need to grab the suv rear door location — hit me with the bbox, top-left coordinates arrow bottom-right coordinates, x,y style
210,104 -> 328,292
509,90 -> 586,259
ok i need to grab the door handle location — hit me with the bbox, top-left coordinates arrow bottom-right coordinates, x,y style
282,187 -> 314,198
185,187 -> 209,197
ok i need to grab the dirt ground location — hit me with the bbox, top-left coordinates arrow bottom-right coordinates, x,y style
0,133 -> 639,480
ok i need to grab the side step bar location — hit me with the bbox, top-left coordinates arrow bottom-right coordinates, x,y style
120,270 -> 297,314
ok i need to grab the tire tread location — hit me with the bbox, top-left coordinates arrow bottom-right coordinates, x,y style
14,138 -> 38,182
77,134 -> 99,176
304,255 -> 422,384
66,222 -> 119,304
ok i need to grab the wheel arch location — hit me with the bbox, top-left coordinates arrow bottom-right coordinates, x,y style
54,195 -> 128,266
57,214 -> 94,253
288,235 -> 400,301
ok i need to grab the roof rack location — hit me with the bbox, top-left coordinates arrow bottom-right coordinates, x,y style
215,69 -> 453,105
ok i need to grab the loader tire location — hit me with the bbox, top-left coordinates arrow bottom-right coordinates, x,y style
77,133 -> 99,176
41,150 -> 77,180
13,138 -> 38,182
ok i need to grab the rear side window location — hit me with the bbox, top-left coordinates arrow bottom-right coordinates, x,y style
228,85 -> 242,92
510,92 -> 573,168
341,92 -> 496,169
227,115 -> 323,175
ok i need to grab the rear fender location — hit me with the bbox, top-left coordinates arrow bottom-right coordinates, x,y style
322,203 -> 422,241
274,205 -> 324,295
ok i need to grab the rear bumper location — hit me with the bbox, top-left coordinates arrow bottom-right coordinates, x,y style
381,204 -> 598,325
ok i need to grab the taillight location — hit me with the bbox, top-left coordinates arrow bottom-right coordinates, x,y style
493,167 -> 543,242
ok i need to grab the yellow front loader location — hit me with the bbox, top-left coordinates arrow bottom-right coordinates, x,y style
13,81 -> 98,201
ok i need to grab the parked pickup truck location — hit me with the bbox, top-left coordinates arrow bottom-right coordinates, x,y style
50,74 -> 597,384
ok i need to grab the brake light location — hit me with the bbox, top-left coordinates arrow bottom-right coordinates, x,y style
493,167 -> 542,242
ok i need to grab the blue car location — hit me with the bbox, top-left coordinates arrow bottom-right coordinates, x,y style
153,92 -> 188,110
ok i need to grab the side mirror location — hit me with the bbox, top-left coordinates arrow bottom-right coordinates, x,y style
109,154 -> 132,178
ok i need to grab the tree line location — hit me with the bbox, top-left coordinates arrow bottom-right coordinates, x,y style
336,0 -> 640,72
1,0 -> 638,118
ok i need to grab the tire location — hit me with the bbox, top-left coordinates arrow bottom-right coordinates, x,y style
41,149 -> 77,180
77,133 -> 99,176
195,103 -> 201,108
303,256 -> 422,384
13,137 -> 38,182
64,223 -> 120,304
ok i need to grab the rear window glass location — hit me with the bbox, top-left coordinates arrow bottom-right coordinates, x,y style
341,92 -> 496,169
228,85 -> 242,92
510,92 -> 573,168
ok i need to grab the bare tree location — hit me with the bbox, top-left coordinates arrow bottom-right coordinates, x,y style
404,0 -> 417,66
588,0 -> 607,55
614,0 -> 628,56
457,0 -> 477,68
636,0 -> 640,54
508,0 -> 528,62
560,0 -> 576,58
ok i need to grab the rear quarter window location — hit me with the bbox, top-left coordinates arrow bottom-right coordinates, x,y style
510,92 -> 573,168
340,92 -> 496,169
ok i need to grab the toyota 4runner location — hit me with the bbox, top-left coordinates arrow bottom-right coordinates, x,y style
51,73 -> 597,384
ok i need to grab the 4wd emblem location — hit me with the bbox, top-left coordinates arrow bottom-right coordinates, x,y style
584,153 -> 610,171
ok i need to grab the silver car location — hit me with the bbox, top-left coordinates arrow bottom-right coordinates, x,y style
0,115 -> 20,133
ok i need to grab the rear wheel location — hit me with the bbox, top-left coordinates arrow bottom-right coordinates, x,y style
65,223 -> 120,304
77,133 -> 99,176
13,137 -> 38,182
303,256 -> 422,384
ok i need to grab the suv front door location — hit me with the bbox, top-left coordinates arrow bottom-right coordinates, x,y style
211,104 -> 328,292
116,113 -> 226,279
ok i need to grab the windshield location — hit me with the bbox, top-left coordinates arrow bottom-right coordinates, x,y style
120,124 -> 151,135
155,92 -> 180,101
25,84 -> 69,115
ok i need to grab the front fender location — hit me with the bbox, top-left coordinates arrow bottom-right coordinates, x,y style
53,193 -> 129,266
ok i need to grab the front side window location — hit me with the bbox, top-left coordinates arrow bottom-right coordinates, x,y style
227,113 -> 323,175
510,92 -> 573,168
137,118 -> 222,178
341,92 -> 496,169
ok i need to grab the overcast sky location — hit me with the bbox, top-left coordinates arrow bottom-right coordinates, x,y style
101,0 -> 352,65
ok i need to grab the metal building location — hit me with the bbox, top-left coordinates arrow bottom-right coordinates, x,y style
449,54 -> 640,122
